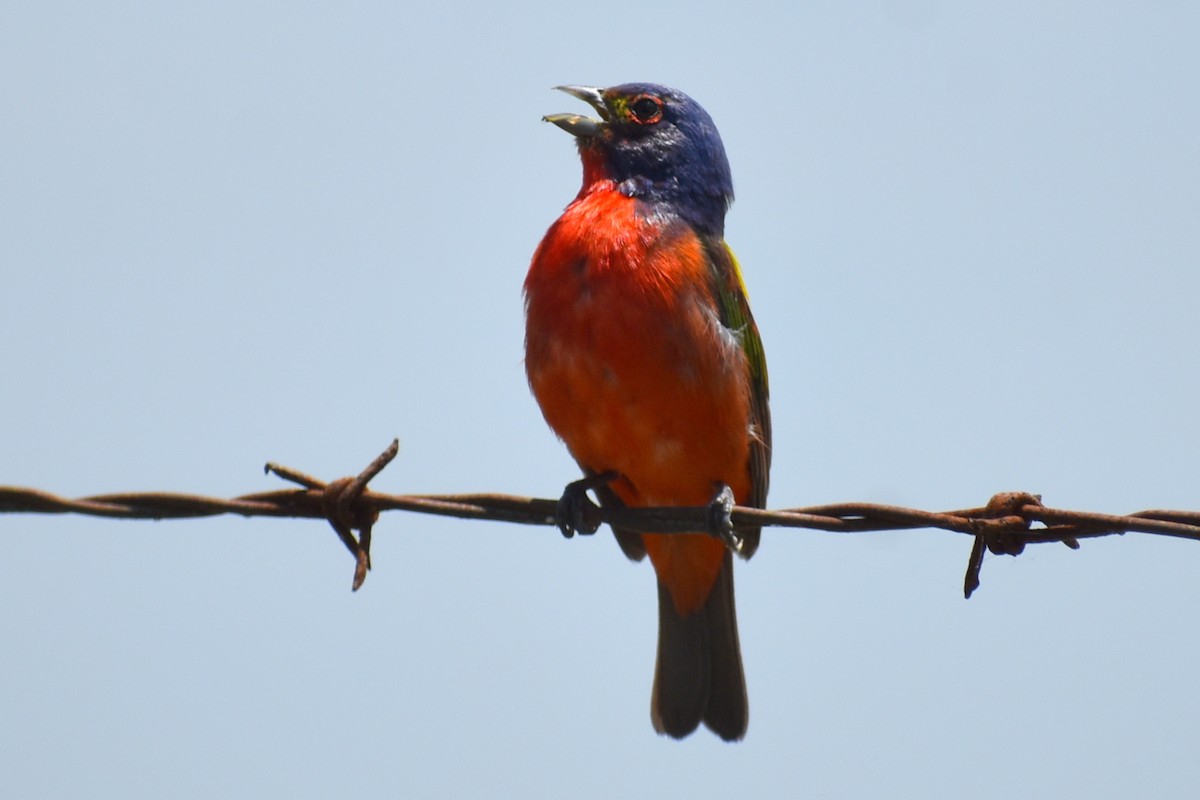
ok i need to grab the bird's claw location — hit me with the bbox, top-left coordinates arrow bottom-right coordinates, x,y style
555,472 -> 615,538
708,483 -> 742,554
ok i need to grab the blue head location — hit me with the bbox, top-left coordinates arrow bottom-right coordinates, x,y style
544,83 -> 734,236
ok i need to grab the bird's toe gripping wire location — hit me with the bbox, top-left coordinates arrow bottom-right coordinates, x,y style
708,482 -> 742,554
555,471 -> 616,538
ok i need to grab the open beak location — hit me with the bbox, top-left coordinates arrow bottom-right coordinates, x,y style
543,85 -> 608,138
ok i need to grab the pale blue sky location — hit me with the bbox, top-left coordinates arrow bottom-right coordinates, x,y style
3,2 -> 1199,797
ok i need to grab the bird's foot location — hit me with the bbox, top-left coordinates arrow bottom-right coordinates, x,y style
556,471 -> 616,538
708,483 -> 743,554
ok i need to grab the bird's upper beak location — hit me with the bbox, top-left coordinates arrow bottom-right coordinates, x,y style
543,85 -> 608,138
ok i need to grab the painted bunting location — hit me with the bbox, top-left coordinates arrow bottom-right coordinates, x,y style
524,84 -> 770,741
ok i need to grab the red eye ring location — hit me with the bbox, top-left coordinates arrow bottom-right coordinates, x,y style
628,94 -> 663,124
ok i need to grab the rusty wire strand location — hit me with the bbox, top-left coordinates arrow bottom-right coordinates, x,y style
2,440 -> 1197,597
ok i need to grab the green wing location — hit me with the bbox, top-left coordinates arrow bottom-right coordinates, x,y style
706,239 -> 772,559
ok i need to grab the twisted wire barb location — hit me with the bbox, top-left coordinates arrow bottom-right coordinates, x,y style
3,440 -> 1197,597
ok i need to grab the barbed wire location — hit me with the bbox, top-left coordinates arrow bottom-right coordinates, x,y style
3,440 -> 1197,598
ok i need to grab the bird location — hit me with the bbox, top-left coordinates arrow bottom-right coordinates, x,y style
523,83 -> 770,741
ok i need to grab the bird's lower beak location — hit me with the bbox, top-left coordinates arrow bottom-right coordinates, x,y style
543,85 -> 608,138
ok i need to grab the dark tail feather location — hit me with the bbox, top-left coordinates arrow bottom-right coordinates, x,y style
701,551 -> 749,740
650,550 -> 748,741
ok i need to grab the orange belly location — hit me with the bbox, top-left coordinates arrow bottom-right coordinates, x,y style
525,187 -> 753,613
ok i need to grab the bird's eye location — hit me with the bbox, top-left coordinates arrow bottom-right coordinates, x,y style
629,95 -> 663,124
